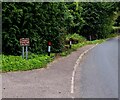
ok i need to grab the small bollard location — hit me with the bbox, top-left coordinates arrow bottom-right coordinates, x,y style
48,41 -> 51,56
69,38 -> 72,49
89,35 -> 92,41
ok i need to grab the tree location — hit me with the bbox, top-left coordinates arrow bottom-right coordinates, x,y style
80,2 -> 118,39
65,2 -> 84,34
2,2 -> 68,55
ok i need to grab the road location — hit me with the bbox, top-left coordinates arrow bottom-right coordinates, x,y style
2,37 -> 118,99
75,37 -> 118,98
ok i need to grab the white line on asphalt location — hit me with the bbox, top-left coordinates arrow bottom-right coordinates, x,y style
70,43 -> 98,94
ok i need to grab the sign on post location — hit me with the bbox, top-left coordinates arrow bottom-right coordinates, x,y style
20,38 -> 30,59
20,38 -> 30,46
48,41 -> 51,56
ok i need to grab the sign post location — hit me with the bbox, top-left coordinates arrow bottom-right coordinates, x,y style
26,46 -> 28,60
48,41 -> 51,56
20,38 -> 30,59
22,46 -> 24,59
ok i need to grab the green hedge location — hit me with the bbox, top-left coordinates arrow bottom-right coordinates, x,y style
2,2 -> 68,55
2,2 -> 118,55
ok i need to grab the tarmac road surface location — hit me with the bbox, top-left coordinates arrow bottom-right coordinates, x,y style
74,37 -> 118,98
2,37 -> 119,99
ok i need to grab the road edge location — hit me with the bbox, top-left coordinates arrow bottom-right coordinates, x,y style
70,43 -> 98,95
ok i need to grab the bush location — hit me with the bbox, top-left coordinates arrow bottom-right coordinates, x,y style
2,53 -> 55,72
65,33 -> 86,44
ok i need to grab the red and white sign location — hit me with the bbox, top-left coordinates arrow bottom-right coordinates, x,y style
48,41 -> 52,46
20,38 -> 30,46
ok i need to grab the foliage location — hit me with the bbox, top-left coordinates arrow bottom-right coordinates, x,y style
2,2 -> 68,55
114,16 -> 120,26
2,31 -> 106,72
80,2 -> 118,39
2,53 -> 55,72
0,55 -> 2,72
2,2 -> 118,55
65,33 -> 86,43
60,38 -> 105,56
107,33 -> 118,38
65,2 -> 84,34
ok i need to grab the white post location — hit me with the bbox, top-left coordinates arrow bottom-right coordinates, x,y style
70,40 -> 72,49
22,46 -> 24,59
89,35 -> 92,41
70,41 -> 72,45
26,46 -> 28,60
48,46 -> 51,56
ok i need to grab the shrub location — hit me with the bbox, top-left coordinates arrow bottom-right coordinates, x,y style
65,33 -> 86,44
2,53 -> 55,72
